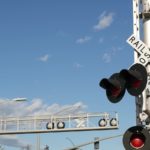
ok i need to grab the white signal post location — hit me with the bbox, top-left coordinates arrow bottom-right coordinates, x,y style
141,0 -> 150,127
129,0 -> 150,128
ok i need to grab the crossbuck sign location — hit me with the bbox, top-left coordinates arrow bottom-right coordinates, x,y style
127,34 -> 150,66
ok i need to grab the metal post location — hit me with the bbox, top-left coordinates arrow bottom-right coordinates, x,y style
132,0 -> 150,127
44,145 -> 49,150
140,0 -> 150,127
36,134 -> 40,150
132,0 -> 142,125
94,137 -> 99,150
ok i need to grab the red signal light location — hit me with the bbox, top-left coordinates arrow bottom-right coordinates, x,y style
130,133 -> 145,149
131,80 -> 142,89
123,126 -> 150,150
110,87 -> 121,97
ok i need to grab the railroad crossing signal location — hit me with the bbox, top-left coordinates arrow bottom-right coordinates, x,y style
99,0 -> 150,149
99,63 -> 148,149
99,63 -> 147,103
123,126 -> 150,150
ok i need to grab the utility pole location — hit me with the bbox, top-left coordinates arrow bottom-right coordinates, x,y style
36,134 -> 40,150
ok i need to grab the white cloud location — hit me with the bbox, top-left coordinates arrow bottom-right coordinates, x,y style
0,135 -> 30,148
73,62 -> 84,69
94,12 -> 114,31
102,53 -> 111,63
76,36 -> 92,44
56,30 -> 69,38
99,37 -> 104,43
0,99 -> 87,148
0,98 -> 87,117
39,54 -> 50,62
102,47 -> 123,63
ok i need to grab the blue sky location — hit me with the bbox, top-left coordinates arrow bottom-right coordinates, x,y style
0,0 -> 138,149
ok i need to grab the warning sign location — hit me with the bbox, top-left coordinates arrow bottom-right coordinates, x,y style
127,34 -> 150,66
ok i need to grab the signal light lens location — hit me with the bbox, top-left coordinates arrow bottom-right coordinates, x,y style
110,88 -> 121,97
57,121 -> 65,129
130,133 -> 145,149
110,118 -> 117,126
131,80 -> 142,89
46,122 -> 54,129
98,119 -> 107,127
